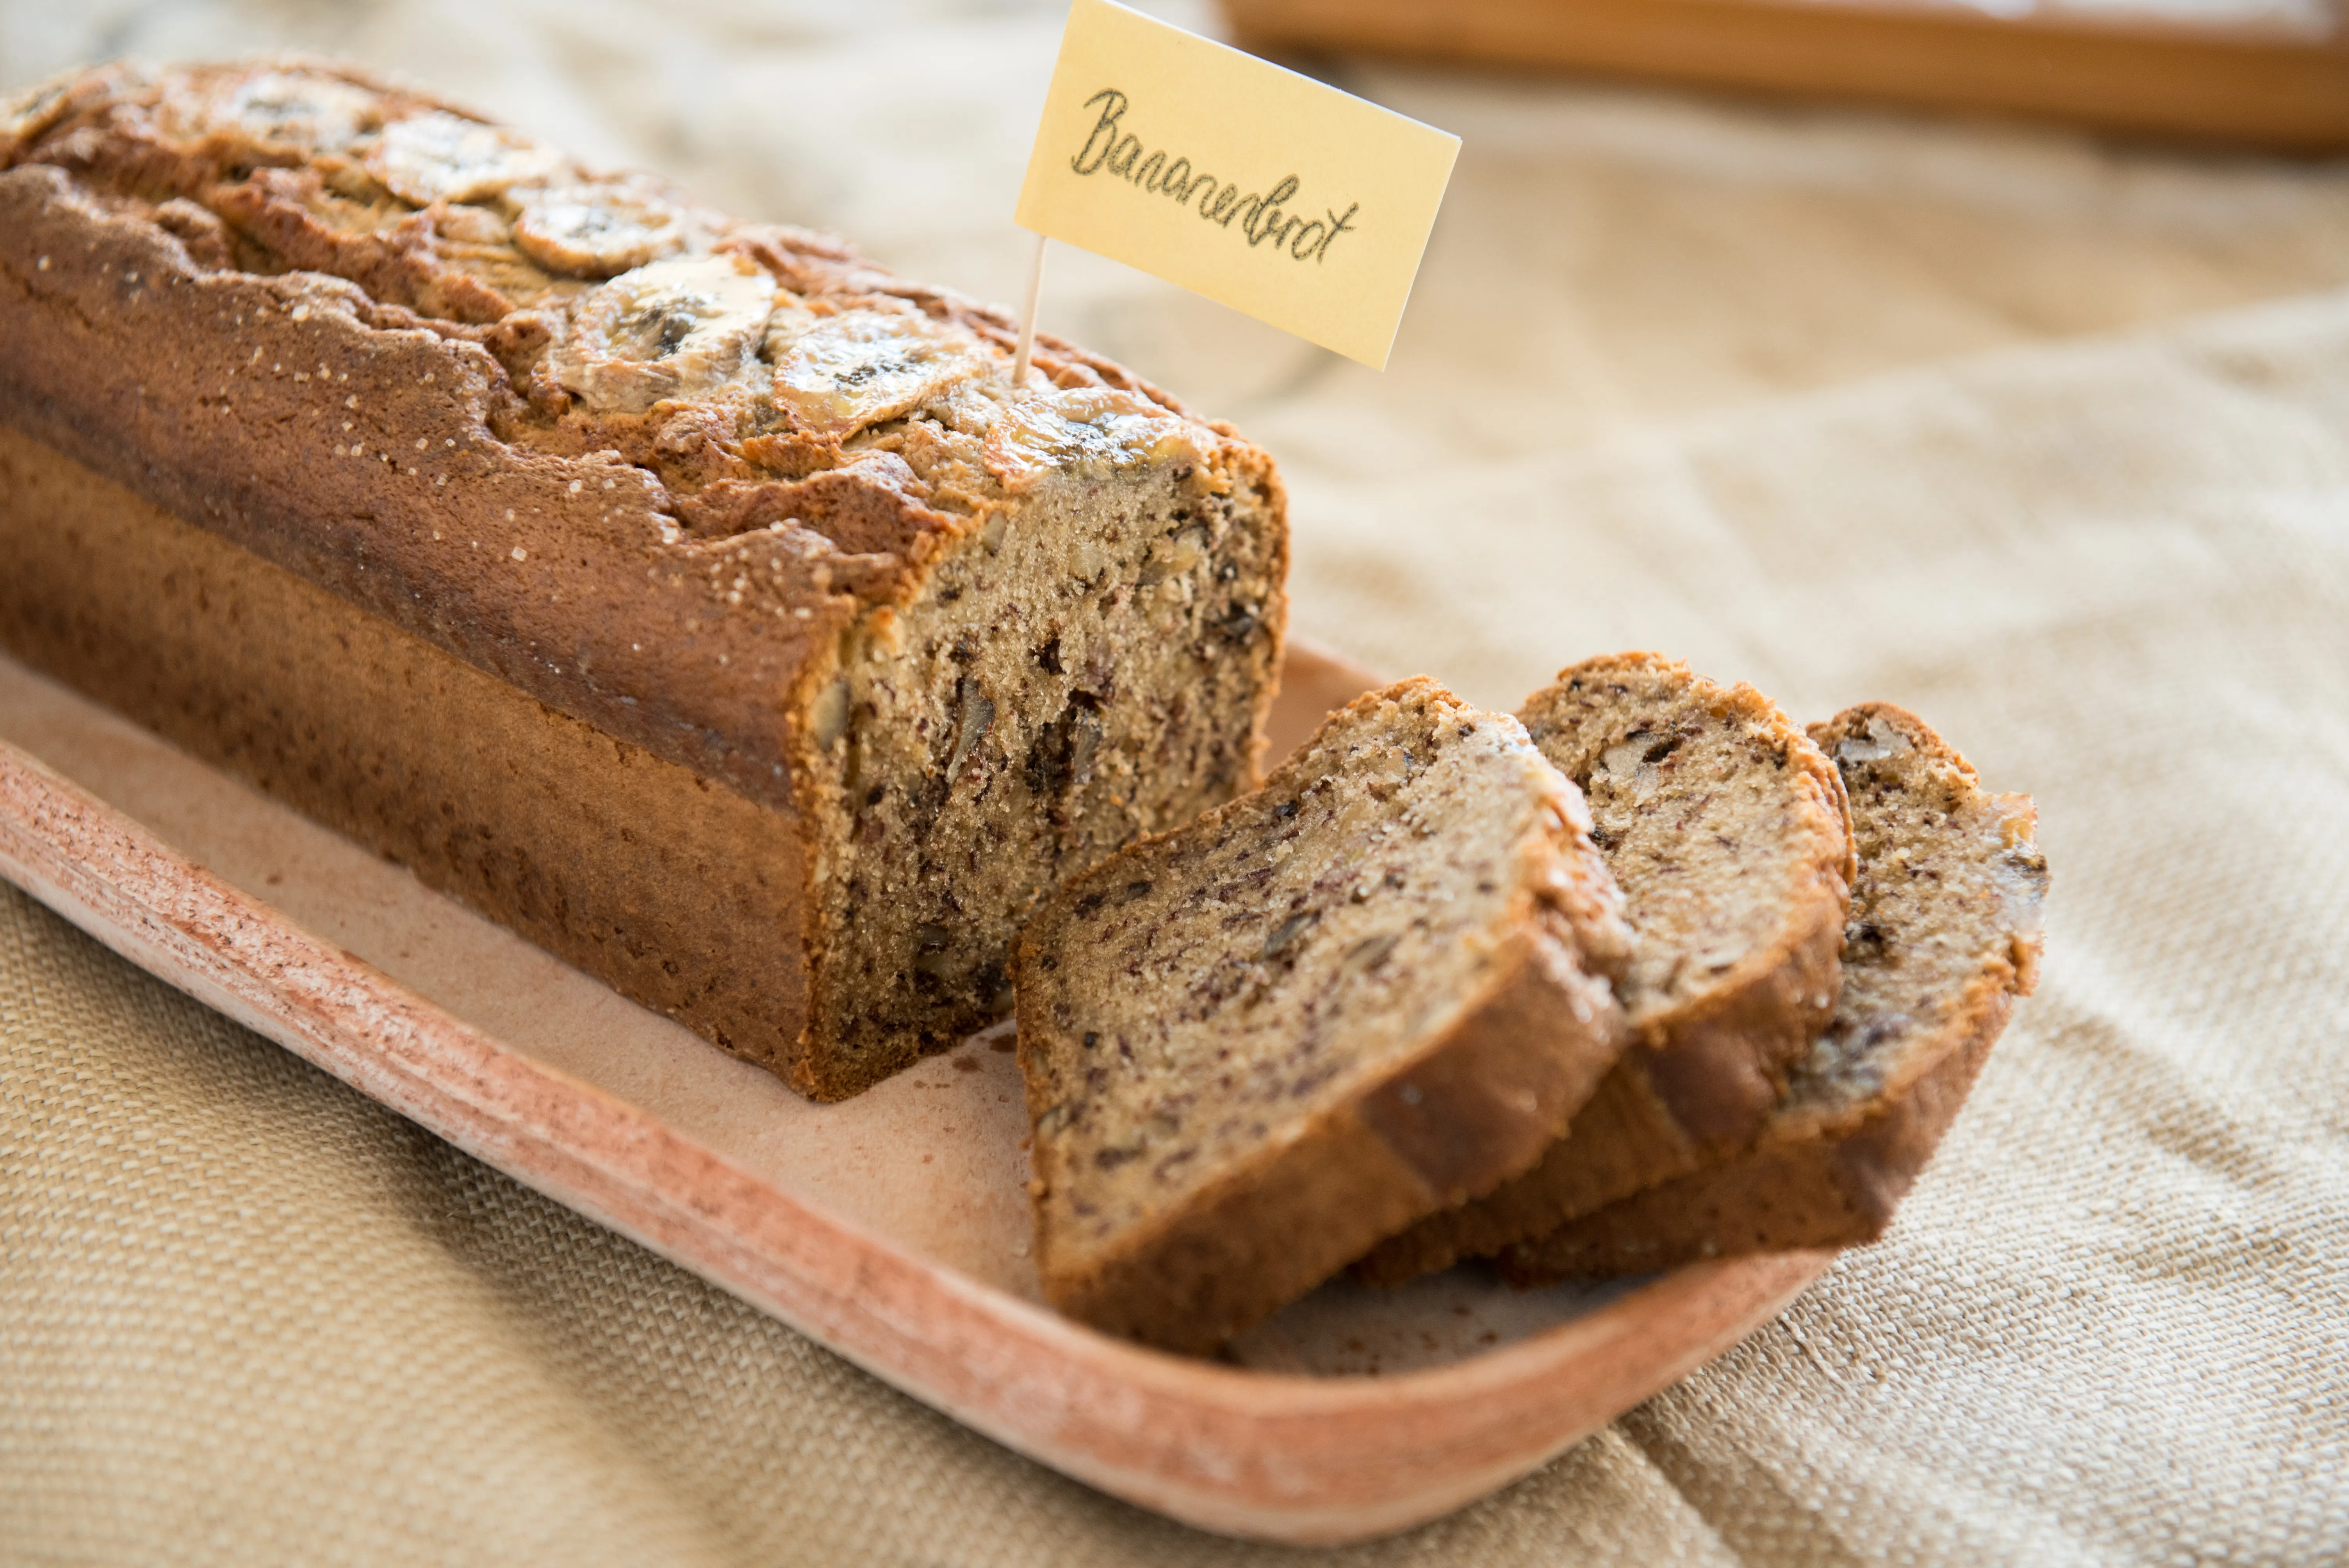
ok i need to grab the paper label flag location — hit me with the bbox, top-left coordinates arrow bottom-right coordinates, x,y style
1016,0 -> 1460,370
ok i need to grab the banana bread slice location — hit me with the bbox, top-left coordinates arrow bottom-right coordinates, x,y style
1016,678 -> 1632,1353
1501,703 -> 2047,1283
1355,654 -> 1852,1283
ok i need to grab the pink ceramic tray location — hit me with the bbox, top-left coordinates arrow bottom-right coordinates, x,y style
0,638 -> 1828,1544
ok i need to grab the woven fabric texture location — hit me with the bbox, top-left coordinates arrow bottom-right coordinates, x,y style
4,2 -> 2347,1562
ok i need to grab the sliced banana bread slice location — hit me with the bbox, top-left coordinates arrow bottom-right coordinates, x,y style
1016,678 -> 1633,1353
1356,654 -> 1852,1284
1500,703 -> 2047,1283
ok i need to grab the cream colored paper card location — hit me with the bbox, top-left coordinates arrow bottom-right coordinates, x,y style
1016,0 -> 1460,370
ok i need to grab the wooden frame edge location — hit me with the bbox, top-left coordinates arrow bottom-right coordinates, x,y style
1223,0 -> 2349,150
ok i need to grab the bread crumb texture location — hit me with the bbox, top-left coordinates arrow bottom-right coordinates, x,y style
1018,678 -> 1630,1348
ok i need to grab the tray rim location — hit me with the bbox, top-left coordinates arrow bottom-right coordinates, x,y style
0,648 -> 1832,1545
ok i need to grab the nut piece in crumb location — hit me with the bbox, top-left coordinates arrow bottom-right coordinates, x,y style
365,109 -> 568,205
1832,711 -> 1914,765
512,181 -> 687,276
548,253 -> 777,415
768,308 -> 1000,439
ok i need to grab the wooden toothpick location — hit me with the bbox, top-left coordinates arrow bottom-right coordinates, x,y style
1011,231 -> 1047,390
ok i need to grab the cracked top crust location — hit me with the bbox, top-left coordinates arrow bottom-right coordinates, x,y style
0,59 -> 1265,810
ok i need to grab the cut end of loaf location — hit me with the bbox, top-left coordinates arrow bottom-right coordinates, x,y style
792,441 -> 1287,1098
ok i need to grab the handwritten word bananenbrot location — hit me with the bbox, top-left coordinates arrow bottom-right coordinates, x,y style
1015,0 -> 1458,367
1070,90 -> 1358,264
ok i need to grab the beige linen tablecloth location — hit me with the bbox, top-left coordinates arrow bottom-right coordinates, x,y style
4,3 -> 2346,1561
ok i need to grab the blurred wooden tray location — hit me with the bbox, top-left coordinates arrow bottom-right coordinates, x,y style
1223,0 -> 2349,149
0,638 -> 1829,1545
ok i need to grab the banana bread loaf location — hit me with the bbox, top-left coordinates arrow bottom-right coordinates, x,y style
1501,703 -> 2046,1282
1017,679 -> 1632,1353
0,61 -> 1287,1098
1356,654 -> 1851,1283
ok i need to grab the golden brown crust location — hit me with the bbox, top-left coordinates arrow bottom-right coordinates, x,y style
0,426 -> 816,1068
2,161 -> 852,814
1499,702 -> 2045,1284
0,60 -> 1265,811
1355,654 -> 1852,1285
